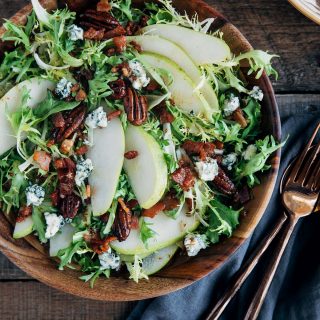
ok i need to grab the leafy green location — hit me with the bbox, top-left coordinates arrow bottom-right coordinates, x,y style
80,269 -> 110,288
139,218 -> 156,248
32,206 -> 47,243
242,98 -> 262,139
126,255 -> 148,283
205,198 -> 241,244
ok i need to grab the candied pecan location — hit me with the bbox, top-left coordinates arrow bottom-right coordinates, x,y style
124,87 -> 148,126
215,141 -> 224,149
97,0 -> 111,12
232,108 -> 247,128
182,140 -> 216,161
80,10 -> 120,30
90,234 -> 118,255
124,150 -> 139,160
113,35 -> 127,53
60,139 -> 74,154
103,25 -> 126,40
110,79 -> 126,99
139,16 -> 149,28
145,80 -> 160,92
60,194 -> 81,219
33,151 -> 51,171
125,21 -> 139,36
162,192 -> 180,211
106,47 -> 116,56
143,202 -> 166,218
129,40 -> 142,53
55,158 -> 76,198
112,198 -> 132,242
50,190 -> 59,207
107,110 -> 122,121
16,206 -> 32,223
212,167 -> 238,196
75,145 -> 89,155
84,27 -> 105,40
126,199 -> 139,210
153,103 -> 175,124
52,112 -> 66,128
71,83 -> 80,93
74,69 -> 93,92
172,165 -> 196,191
75,89 -> 87,102
47,139 -> 55,148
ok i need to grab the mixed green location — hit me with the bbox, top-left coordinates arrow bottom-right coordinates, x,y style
0,0 -> 283,284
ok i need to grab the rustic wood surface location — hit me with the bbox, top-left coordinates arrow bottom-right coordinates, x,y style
0,0 -> 319,319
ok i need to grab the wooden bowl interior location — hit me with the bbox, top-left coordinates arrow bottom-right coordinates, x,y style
0,0 -> 281,301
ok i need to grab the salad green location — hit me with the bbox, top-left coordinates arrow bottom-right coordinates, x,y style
0,0 -> 283,284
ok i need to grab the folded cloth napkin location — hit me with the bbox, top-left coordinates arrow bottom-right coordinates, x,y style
128,105 -> 320,320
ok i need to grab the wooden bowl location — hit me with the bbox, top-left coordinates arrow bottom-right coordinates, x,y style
0,0 -> 281,301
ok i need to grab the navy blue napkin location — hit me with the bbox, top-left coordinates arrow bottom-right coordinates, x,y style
128,105 -> 320,320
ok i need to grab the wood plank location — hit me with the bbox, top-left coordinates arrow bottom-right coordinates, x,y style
0,282 -> 136,320
1,0 -> 320,93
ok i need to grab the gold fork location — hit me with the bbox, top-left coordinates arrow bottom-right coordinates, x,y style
244,122 -> 320,320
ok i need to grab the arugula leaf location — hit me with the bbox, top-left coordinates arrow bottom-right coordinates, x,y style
139,218 -> 156,248
205,198 -> 241,244
32,206 -> 47,243
57,241 -> 83,270
242,99 -> 261,139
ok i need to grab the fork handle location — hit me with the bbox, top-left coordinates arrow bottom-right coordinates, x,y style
243,214 -> 298,320
205,212 -> 287,320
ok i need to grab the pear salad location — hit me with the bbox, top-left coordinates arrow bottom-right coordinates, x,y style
0,0 -> 282,284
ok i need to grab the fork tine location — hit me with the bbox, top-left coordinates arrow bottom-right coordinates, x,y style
288,122 -> 320,183
311,160 -> 320,191
297,140 -> 320,185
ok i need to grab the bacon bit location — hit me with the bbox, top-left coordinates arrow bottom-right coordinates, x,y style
71,83 -> 80,93
129,40 -> 142,53
97,0 -> 111,12
124,150 -> 139,160
52,112 -> 66,128
131,215 -> 139,229
90,234 -> 118,254
107,110 -> 122,121
33,151 -> 51,171
47,139 -> 55,148
215,141 -> 224,149
103,25 -> 126,40
172,165 -> 196,191
60,139 -> 74,154
232,108 -> 248,128
145,80 -> 160,92
16,206 -> 32,223
153,103 -> 175,124
142,202 -> 166,218
113,35 -> 127,53
50,190 -> 59,207
75,145 -> 89,155
86,185 -> 91,198
75,89 -> 87,102
182,140 -> 216,161
84,27 -> 105,40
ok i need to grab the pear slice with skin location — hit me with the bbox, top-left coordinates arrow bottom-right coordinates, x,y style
123,124 -> 167,210
111,206 -> 199,256
140,52 -> 212,118
128,35 -> 219,113
141,24 -> 231,65
13,216 -> 34,239
0,78 -> 55,156
87,110 -> 125,216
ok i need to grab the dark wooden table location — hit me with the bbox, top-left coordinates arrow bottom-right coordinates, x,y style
0,0 -> 319,319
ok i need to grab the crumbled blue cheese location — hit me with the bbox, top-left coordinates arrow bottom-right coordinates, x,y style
99,248 -> 121,270
55,78 -> 73,99
195,158 -> 219,181
26,184 -> 45,206
128,60 -> 150,91
184,233 -> 207,257
44,213 -> 64,239
75,158 -> 94,186
67,24 -> 84,41
222,153 -> 237,170
85,107 -> 108,129
223,94 -> 240,116
250,86 -> 264,101
243,144 -> 257,161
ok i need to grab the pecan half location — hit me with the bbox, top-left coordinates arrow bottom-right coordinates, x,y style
60,194 -> 81,219
112,198 -> 132,242
124,87 -> 148,126
232,108 -> 248,128
80,10 -> 120,30
110,79 -> 127,100
55,158 -> 76,198
153,103 -> 175,124
212,166 -> 238,196
52,112 -> 65,128
84,27 -> 105,41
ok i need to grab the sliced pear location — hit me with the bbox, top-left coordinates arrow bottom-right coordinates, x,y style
141,24 -> 231,65
49,224 -> 76,257
13,216 -> 34,239
111,206 -> 199,255
140,53 -> 212,118
123,124 -> 167,209
87,113 -> 125,216
130,35 -> 219,113
0,78 -> 55,156
142,244 -> 178,276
